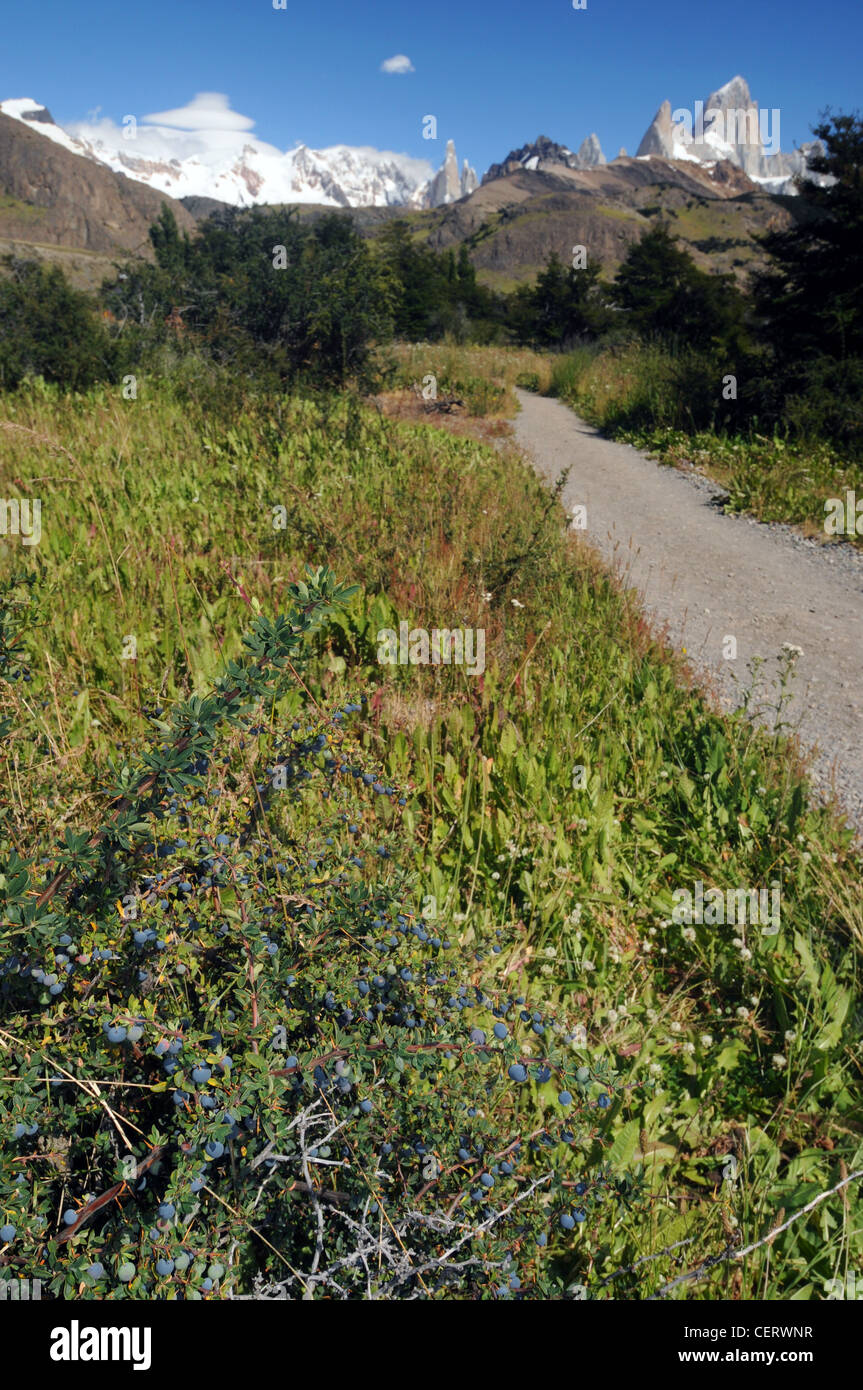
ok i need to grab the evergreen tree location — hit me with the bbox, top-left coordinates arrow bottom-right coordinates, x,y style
512,251 -> 610,347
753,113 -> 863,365
0,259 -> 115,389
613,224 -> 746,353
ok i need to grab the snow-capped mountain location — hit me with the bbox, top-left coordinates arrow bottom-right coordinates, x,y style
0,80 -> 825,216
635,76 -> 826,193
0,97 -> 476,210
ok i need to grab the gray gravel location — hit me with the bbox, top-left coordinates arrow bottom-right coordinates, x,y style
512,389 -> 863,832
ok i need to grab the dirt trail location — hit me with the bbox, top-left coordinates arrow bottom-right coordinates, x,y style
512,388 -> 863,830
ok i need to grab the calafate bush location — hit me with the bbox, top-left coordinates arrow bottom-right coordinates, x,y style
0,567 -> 644,1300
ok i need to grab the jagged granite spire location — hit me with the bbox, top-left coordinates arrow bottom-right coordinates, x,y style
574,133 -> 605,167
636,100 -> 676,158
416,139 -> 477,206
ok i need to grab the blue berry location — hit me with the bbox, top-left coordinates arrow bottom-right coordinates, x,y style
508,1064 -> 528,1083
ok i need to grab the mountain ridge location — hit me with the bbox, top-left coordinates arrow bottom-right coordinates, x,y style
0,76 -> 826,216
0,98 -> 476,211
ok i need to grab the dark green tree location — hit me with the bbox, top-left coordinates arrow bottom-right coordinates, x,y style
753,113 -> 863,365
148,205 -> 193,277
512,251 -> 610,347
104,208 -> 394,387
0,258 -> 115,390
613,224 -> 746,353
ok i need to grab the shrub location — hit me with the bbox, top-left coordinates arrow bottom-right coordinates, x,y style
0,567 -> 642,1300
514,371 -> 541,392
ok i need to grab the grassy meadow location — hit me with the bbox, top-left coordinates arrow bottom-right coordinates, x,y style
1,346 -> 861,1300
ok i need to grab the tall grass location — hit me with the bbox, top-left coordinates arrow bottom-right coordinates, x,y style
1,364 -> 861,1298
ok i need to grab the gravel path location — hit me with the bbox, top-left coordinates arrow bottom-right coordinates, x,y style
512,388 -> 863,831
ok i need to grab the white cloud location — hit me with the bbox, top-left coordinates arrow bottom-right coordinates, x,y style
141,92 -> 255,132
380,54 -> 415,74
65,93 -> 265,170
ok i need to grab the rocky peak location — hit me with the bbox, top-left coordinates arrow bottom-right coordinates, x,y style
483,132 -> 605,182
18,103 -> 56,125
574,133 -> 606,167
636,100 -> 676,159
704,75 -> 753,119
414,139 -> 478,207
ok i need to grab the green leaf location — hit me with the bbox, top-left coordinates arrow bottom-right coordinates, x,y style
499,721 -> 518,757
607,1119 -> 640,1169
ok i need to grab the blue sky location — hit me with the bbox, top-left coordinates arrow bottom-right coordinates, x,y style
2,0 -> 859,174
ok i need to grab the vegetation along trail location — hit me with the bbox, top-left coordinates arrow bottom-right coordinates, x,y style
512,387 -> 863,830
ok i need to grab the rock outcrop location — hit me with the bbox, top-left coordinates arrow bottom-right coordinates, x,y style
0,110 -> 195,256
